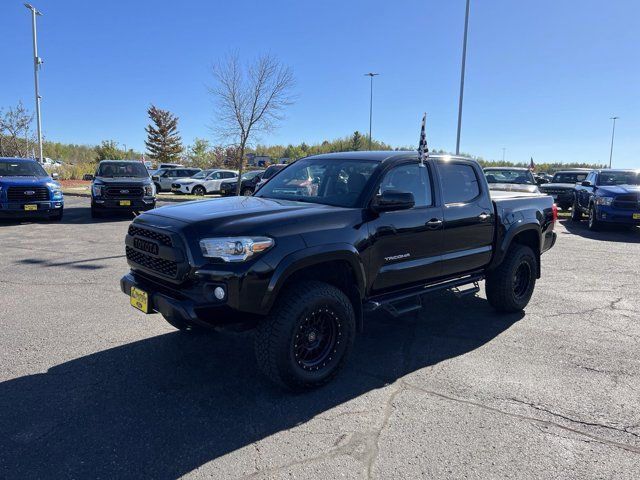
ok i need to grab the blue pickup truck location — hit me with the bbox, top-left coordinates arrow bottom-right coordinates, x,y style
0,157 -> 64,220
572,169 -> 640,230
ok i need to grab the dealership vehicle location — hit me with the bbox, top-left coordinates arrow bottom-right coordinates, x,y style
0,157 -> 64,220
151,167 -> 201,192
572,169 -> 640,230
89,160 -> 156,218
539,169 -> 590,210
255,163 -> 287,190
171,169 -> 237,195
220,170 -> 265,196
484,167 -> 540,193
121,152 -> 556,390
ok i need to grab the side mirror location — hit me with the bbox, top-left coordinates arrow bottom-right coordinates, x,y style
372,190 -> 415,212
581,181 -> 592,187
51,172 -> 59,181
83,174 -> 94,181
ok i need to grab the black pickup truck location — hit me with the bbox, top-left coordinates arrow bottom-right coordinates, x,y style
121,152 -> 557,389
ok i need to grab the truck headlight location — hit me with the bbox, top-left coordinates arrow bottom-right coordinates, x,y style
595,197 -> 614,206
199,237 -> 274,262
92,184 -> 103,197
144,184 -> 154,196
52,189 -> 63,199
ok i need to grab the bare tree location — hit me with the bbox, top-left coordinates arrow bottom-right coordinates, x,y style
0,102 -> 36,158
209,52 -> 295,195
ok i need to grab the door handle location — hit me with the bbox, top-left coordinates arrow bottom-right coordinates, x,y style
425,218 -> 443,229
478,212 -> 491,221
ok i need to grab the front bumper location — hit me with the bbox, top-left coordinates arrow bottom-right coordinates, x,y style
93,197 -> 156,210
171,184 -> 194,194
0,200 -> 63,217
595,205 -> 640,224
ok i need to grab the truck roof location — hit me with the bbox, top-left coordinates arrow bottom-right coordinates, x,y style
306,151 -> 472,163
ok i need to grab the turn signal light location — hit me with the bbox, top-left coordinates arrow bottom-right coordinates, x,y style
552,204 -> 558,223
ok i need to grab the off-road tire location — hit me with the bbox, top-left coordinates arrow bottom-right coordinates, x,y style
192,185 -> 206,196
254,281 -> 356,391
570,197 -> 582,221
588,204 -> 601,231
486,244 -> 537,312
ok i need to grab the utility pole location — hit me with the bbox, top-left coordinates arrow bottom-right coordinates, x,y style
455,0 -> 471,155
25,3 -> 44,163
364,73 -> 379,150
608,116 -> 619,169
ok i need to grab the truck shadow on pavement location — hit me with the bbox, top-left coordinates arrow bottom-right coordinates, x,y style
0,292 -> 522,479
559,218 -> 640,243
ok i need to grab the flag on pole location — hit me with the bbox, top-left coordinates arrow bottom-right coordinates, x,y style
529,157 -> 535,172
418,113 -> 428,166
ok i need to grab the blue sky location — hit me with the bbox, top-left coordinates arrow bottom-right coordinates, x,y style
2,0 -> 638,167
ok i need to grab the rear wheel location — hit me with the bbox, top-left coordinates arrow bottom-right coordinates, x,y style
570,197 -> 582,221
254,281 -> 356,390
486,244 -> 537,312
242,187 -> 253,196
192,185 -> 206,196
588,204 -> 601,231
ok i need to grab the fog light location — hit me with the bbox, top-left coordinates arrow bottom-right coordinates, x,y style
213,287 -> 225,300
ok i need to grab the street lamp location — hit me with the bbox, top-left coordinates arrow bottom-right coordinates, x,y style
364,73 -> 379,150
24,3 -> 44,163
608,116 -> 619,169
455,0 -> 471,155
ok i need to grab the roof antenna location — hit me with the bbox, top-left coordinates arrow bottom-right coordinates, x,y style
417,113 -> 428,167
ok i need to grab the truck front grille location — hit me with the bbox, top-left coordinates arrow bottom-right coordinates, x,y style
104,183 -> 144,199
7,186 -> 49,201
126,246 -> 178,278
128,225 -> 173,246
612,194 -> 639,210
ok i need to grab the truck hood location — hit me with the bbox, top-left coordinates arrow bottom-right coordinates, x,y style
143,196 -> 339,228
0,175 -> 57,187
540,183 -> 576,190
597,185 -> 640,195
172,178 -> 203,185
93,176 -> 151,184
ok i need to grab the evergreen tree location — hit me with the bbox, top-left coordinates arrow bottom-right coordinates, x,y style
350,131 -> 364,151
144,105 -> 183,162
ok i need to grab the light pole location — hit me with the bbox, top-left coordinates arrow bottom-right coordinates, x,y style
608,116 -> 619,169
364,73 -> 379,150
455,0 -> 471,155
25,3 -> 44,163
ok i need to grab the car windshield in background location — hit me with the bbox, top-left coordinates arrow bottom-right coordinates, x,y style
191,170 -> 213,179
0,160 -> 48,177
598,171 -> 640,186
97,162 -> 149,178
552,172 -> 588,183
262,165 -> 284,179
255,158 -> 378,207
242,170 -> 262,180
484,169 -> 535,185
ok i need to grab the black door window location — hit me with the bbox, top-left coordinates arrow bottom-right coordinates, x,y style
379,164 -> 432,207
439,163 -> 480,204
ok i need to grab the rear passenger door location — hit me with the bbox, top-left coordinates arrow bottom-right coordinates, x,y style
367,162 -> 444,294
437,161 -> 495,277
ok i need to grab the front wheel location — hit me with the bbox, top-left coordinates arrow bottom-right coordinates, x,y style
570,197 -> 582,221
254,281 -> 356,390
588,205 -> 601,231
192,185 -> 206,196
486,244 -> 537,312
242,188 -> 253,196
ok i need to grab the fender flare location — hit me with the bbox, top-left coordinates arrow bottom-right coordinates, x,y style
261,243 -> 366,312
488,222 -> 542,275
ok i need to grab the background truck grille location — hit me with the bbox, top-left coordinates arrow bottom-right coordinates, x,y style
7,186 -> 49,201
128,225 -> 173,246
612,194 -> 639,210
104,183 -> 144,199
126,246 -> 178,278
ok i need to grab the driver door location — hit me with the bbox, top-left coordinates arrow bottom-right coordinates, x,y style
367,162 -> 444,294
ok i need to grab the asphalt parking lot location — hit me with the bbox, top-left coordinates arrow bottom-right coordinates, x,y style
1,196 -> 639,479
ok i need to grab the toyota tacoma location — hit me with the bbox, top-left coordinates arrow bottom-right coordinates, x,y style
121,152 -> 557,390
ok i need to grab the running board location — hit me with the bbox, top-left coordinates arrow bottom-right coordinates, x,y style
363,273 -> 484,317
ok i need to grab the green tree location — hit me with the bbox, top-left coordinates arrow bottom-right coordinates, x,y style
350,131 -> 364,151
186,138 -> 214,168
145,105 -> 183,162
94,140 -> 123,162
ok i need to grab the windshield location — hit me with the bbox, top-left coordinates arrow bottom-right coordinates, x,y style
97,162 -> 149,178
191,170 -> 213,179
484,169 -> 535,185
0,160 -> 48,177
255,158 -> 378,207
552,172 -> 588,183
598,171 -> 640,186
242,170 -> 261,180
262,165 -> 284,180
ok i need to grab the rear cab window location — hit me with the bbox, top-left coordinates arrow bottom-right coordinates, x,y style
438,162 -> 481,204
